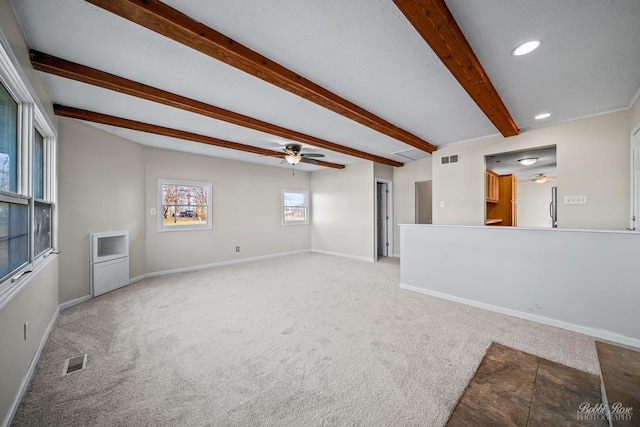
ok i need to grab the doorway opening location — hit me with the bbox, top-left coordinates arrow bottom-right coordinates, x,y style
376,180 -> 393,259
415,180 -> 432,224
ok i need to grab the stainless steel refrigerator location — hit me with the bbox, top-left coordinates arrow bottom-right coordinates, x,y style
550,186 -> 558,228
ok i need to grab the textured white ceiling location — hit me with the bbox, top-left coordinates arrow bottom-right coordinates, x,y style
10,0 -> 640,171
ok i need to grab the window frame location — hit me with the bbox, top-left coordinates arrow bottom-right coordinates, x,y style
158,179 -> 212,232
0,30 -> 58,308
282,189 -> 309,225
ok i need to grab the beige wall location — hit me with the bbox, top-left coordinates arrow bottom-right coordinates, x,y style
0,260 -> 58,423
392,158 -> 432,255
517,180 -> 556,228
144,148 -> 311,274
0,2 -> 59,423
311,162 -> 375,261
374,162 -> 393,181
433,109 -> 631,230
57,119 -> 147,301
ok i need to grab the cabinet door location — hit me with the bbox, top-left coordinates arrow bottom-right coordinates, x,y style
92,257 -> 129,297
486,170 -> 499,203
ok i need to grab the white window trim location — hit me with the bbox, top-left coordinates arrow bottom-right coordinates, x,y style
0,28 -> 58,309
282,189 -> 309,225
158,179 -> 212,232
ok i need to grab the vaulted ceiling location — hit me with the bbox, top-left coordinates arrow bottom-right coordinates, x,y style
11,0 -> 640,171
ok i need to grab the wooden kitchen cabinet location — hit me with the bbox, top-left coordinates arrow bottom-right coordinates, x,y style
486,169 -> 499,203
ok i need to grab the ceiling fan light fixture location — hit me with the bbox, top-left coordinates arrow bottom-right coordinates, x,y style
519,158 -> 537,166
285,154 -> 301,165
535,113 -> 551,120
512,40 -> 541,56
535,175 -> 547,184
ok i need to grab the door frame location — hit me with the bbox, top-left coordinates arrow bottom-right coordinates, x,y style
630,124 -> 640,231
375,179 -> 394,259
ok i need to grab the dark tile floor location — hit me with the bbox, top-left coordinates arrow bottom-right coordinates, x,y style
596,341 -> 640,427
446,342 -> 607,427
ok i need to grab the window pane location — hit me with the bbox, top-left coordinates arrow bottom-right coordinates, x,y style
284,192 -> 306,207
34,130 -> 44,200
0,83 -> 18,193
161,182 -> 210,229
0,201 -> 29,280
283,190 -> 308,223
284,207 -> 307,222
34,201 -> 52,256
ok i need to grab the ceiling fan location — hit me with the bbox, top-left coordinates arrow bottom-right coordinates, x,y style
526,174 -> 557,184
282,143 -> 325,173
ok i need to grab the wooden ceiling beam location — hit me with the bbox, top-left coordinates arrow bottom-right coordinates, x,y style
84,0 -> 437,153
393,0 -> 519,137
32,50 -> 402,167
53,105 -> 345,169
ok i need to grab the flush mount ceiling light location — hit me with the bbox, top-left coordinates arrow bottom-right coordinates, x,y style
512,40 -> 541,56
519,158 -> 538,166
535,113 -> 551,120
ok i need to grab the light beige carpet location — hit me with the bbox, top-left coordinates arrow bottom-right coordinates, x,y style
12,253 -> 600,426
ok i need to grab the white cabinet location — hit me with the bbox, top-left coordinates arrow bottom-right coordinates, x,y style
90,230 -> 129,297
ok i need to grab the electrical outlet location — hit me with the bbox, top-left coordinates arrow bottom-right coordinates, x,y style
564,195 -> 587,205
440,201 -> 446,208
150,208 -> 156,215
24,321 -> 28,341
235,246 -> 240,252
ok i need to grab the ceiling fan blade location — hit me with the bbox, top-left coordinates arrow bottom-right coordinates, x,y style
300,157 -> 319,165
301,153 -> 325,158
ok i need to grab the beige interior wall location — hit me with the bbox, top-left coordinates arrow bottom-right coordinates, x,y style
392,158 -> 432,255
311,162 -> 375,261
0,260 -> 58,424
144,148 -> 311,274
57,118 -> 147,302
433,109 -> 631,230
0,2 -> 59,423
517,180 -> 555,228
374,162 -> 393,181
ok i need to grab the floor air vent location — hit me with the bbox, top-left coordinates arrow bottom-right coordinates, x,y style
63,354 -> 87,375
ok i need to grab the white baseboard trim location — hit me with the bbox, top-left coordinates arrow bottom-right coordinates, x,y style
310,249 -> 375,263
58,295 -> 91,311
142,250 -> 312,279
399,283 -> 640,349
3,306 -> 59,427
129,274 -> 147,285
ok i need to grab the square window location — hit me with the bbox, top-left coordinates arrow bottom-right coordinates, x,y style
282,190 -> 309,224
159,179 -> 212,231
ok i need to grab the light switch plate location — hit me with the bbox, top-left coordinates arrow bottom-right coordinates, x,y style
564,195 -> 587,205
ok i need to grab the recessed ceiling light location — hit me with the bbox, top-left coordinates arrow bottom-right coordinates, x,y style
535,113 -> 551,120
512,40 -> 541,56
519,158 -> 537,166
